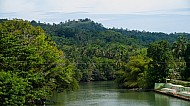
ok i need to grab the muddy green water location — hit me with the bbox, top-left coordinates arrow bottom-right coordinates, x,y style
51,81 -> 190,106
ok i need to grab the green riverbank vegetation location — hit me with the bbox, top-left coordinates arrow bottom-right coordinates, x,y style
1,18 -> 190,105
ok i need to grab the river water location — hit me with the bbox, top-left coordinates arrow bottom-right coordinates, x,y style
51,81 -> 190,106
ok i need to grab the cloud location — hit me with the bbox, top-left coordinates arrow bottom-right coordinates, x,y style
0,0 -> 37,12
1,0 -> 189,14
96,14 -> 190,33
133,8 -> 190,15
0,0 -> 189,33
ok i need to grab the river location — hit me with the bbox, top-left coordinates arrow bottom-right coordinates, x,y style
51,81 -> 190,106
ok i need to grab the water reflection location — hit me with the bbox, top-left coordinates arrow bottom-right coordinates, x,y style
51,81 -> 190,106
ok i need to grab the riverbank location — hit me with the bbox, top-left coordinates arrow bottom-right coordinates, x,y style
154,83 -> 190,101
155,90 -> 190,101
51,81 -> 190,106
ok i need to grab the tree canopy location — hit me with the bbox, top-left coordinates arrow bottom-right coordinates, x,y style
0,19 -> 78,105
1,18 -> 190,105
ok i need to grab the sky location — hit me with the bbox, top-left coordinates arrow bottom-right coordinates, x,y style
0,0 -> 190,33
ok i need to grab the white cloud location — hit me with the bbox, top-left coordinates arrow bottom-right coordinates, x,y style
0,0 -> 37,12
0,0 -> 190,33
0,0 -> 189,14
45,0 -> 189,14
91,0 -> 189,14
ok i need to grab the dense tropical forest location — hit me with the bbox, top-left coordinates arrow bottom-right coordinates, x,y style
0,18 -> 190,105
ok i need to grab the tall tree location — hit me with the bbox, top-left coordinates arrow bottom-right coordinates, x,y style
147,41 -> 174,88
183,44 -> 190,79
0,19 -> 78,105
115,48 -> 150,88
172,36 -> 187,79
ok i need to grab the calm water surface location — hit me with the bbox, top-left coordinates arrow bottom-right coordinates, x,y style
51,81 -> 190,106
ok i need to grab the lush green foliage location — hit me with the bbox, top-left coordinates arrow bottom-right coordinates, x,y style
29,19 -> 139,82
0,19 -> 78,105
183,44 -> 190,79
115,49 -> 151,88
112,28 -> 190,46
172,36 -> 187,79
28,18 -> 190,89
146,41 -> 175,88
1,18 -> 190,104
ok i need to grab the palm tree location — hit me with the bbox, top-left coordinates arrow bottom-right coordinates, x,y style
172,36 -> 187,79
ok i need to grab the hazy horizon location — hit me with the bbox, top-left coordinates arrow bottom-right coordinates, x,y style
0,0 -> 190,33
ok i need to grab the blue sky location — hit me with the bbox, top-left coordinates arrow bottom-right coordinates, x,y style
0,0 -> 190,33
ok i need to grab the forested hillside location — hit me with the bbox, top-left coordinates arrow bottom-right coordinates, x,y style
1,18 -> 190,105
29,18 -> 190,83
30,18 -> 190,46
